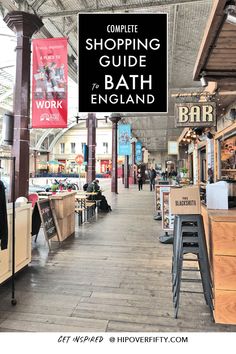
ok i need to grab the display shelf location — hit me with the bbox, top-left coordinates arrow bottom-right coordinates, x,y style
221,169 -> 236,172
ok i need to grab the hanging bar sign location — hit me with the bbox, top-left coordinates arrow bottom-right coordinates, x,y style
175,102 -> 216,127
78,14 -> 168,113
32,38 -> 68,128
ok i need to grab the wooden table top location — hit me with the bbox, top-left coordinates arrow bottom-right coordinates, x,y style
75,195 -> 87,200
201,204 -> 236,222
38,192 -> 52,195
75,191 -> 98,195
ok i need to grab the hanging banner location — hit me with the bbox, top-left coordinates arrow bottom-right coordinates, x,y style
136,141 -> 142,162
78,13 -> 168,113
118,124 -> 131,156
32,37 -> 68,128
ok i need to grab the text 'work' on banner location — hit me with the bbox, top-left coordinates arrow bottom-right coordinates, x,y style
78,14 -> 168,113
32,37 -> 68,128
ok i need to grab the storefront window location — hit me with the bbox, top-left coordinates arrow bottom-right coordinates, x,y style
220,135 -> 236,180
103,142 -> 108,154
60,143 -> 65,154
199,148 -> 206,183
71,142 -> 76,154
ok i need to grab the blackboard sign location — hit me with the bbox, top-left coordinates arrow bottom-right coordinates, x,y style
37,199 -> 61,248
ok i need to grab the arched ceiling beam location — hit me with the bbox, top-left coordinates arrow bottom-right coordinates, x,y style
0,88 -> 13,103
1,0 -> 77,81
48,121 -> 77,152
40,0 -> 209,18
35,128 -> 54,151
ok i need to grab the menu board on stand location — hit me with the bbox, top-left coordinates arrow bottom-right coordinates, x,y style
155,185 -> 162,215
36,199 -> 61,249
162,191 -> 175,232
156,185 -> 181,243
155,184 -> 170,215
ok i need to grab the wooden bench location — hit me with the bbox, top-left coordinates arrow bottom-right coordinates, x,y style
85,200 -> 96,221
75,206 -> 85,225
75,194 -> 96,224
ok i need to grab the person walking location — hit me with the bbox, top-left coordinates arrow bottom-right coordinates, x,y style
137,168 -> 143,191
149,167 -> 157,191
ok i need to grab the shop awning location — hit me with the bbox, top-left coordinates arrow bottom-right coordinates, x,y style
193,0 -> 236,84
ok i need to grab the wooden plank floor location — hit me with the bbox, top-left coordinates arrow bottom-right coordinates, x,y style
0,181 -> 236,332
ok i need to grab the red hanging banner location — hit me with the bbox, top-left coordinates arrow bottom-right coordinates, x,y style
32,37 -> 68,128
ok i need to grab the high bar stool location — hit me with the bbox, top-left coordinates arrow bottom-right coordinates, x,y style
172,214 -> 213,319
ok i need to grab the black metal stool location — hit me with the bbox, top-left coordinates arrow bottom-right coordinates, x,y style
172,214 -> 213,319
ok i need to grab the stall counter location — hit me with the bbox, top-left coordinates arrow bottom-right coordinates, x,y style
50,191 -> 76,241
201,204 -> 236,324
0,203 -> 32,285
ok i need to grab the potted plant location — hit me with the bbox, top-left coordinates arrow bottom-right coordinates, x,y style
51,183 -> 58,194
59,181 -> 64,191
66,183 -> 72,192
180,167 -> 188,178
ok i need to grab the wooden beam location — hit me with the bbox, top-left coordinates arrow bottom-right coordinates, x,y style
214,122 -> 236,139
219,91 -> 236,95
171,81 -> 217,97
177,128 -> 189,143
193,0 -> 228,81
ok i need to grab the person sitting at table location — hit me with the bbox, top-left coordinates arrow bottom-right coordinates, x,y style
87,179 -> 112,212
83,183 -> 88,191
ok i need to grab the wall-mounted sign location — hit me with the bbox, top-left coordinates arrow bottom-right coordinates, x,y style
78,13 -> 167,113
168,141 -> 178,155
175,102 -> 216,127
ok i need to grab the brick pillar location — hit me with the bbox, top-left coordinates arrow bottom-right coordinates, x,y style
124,155 -> 129,188
132,141 -> 137,184
109,114 -> 121,193
4,11 -> 43,200
86,113 -> 96,183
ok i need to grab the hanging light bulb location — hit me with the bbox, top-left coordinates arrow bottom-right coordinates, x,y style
200,71 -> 208,87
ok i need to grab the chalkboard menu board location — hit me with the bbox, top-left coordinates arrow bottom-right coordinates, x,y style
37,199 -> 61,248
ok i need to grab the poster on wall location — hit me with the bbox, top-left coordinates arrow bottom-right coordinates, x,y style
118,124 -> 131,156
78,13 -> 167,113
32,38 -> 68,128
